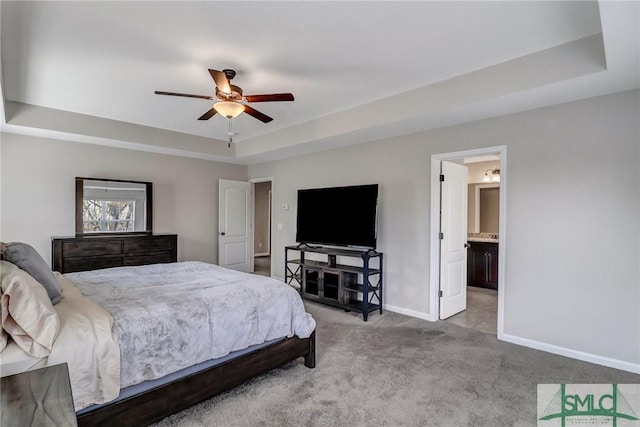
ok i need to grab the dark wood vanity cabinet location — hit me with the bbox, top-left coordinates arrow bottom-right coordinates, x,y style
467,242 -> 498,289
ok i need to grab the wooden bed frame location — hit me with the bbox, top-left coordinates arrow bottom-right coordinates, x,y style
51,235 -> 316,427
78,333 -> 315,427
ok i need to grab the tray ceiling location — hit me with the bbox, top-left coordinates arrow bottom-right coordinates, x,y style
1,1 -> 638,164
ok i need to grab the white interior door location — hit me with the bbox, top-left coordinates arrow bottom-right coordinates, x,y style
218,179 -> 252,272
439,161 -> 468,319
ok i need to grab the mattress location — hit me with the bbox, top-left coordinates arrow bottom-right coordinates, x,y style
0,341 -> 48,377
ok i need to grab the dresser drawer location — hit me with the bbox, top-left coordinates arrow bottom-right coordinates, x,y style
123,237 -> 174,254
62,240 -> 121,257
64,256 -> 122,273
123,253 -> 174,266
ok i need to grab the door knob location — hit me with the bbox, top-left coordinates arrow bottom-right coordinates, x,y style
220,232 -> 226,236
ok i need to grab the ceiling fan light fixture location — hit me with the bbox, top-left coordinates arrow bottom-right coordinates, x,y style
213,101 -> 245,119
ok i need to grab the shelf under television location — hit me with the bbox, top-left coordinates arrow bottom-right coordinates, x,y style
300,293 -> 380,314
287,259 -> 381,275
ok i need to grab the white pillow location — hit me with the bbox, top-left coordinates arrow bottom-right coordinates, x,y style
0,261 -> 60,357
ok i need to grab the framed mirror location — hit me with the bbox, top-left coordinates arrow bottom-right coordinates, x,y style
470,183 -> 499,233
75,177 -> 153,236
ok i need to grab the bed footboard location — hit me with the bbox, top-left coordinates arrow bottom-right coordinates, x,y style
77,331 -> 315,427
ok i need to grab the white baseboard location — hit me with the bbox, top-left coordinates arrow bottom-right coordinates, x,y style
383,303 -> 435,321
292,290 -> 638,373
500,333 -> 640,374
377,305 -> 638,373
254,252 -> 270,257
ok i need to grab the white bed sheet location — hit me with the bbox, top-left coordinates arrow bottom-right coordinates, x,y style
0,273 -> 121,411
0,341 -> 47,377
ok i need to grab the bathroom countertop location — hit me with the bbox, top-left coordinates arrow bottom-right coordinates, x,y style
467,233 -> 499,243
467,237 -> 499,243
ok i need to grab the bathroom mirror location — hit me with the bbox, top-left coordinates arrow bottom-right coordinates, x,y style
75,177 -> 152,236
468,183 -> 500,233
478,186 -> 500,233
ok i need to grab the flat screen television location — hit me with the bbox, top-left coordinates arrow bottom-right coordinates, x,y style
296,184 -> 378,249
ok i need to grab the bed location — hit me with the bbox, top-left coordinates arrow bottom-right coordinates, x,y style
1,237 -> 316,427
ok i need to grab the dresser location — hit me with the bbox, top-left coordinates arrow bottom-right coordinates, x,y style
52,234 -> 177,273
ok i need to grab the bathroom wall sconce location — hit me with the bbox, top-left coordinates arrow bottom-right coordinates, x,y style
483,169 -> 500,182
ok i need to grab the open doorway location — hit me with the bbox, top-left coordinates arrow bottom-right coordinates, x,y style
429,146 -> 506,338
447,156 -> 500,334
253,180 -> 272,277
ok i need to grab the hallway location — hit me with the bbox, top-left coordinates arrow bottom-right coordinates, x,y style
253,256 -> 271,277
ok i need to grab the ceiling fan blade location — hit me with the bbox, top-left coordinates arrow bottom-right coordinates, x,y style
245,93 -> 295,103
209,69 -> 231,94
198,108 -> 217,120
155,91 -> 212,100
243,105 -> 273,123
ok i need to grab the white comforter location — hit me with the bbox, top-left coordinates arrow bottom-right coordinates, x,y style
49,273 -> 121,410
65,262 -> 315,391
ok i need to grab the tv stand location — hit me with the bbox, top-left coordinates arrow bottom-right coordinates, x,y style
297,243 -> 322,249
285,245 -> 383,321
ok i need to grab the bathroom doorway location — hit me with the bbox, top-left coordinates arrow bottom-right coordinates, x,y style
448,155 -> 500,334
252,179 -> 272,277
430,146 -> 506,337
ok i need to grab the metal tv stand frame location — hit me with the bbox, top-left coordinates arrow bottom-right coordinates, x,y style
285,244 -> 383,321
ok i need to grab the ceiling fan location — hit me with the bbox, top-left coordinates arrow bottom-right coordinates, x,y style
154,69 -> 294,123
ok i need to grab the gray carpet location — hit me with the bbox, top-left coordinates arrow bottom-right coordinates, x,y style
153,302 -> 638,427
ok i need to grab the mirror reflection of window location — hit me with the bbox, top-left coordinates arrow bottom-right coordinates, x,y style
83,199 -> 136,232
82,180 -> 147,233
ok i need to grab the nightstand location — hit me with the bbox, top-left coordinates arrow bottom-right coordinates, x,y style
1,363 -> 77,426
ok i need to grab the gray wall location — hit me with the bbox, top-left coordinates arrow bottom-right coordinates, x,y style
0,133 -> 247,263
249,90 -> 640,368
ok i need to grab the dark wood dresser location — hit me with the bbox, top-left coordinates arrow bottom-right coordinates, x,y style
52,234 -> 177,273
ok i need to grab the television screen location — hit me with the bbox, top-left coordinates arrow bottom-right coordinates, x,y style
296,184 -> 378,249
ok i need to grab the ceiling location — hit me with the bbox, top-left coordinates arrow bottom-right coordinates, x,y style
1,1 -> 638,164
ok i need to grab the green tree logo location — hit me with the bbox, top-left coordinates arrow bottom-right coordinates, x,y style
539,384 -> 638,426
